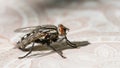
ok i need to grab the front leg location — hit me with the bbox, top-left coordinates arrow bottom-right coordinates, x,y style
57,36 -> 65,42
65,36 -> 77,48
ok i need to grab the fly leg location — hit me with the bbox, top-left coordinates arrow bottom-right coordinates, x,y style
18,43 -> 35,59
65,36 -> 77,48
57,37 -> 65,42
47,43 -> 66,59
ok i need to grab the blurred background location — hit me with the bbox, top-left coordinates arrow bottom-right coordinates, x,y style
0,0 -> 120,68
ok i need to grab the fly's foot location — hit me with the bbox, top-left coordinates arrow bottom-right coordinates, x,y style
61,55 -> 67,59
18,56 -> 25,59
71,45 -> 78,48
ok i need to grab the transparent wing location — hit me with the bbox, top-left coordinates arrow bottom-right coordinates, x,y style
14,25 -> 57,33
14,26 -> 40,33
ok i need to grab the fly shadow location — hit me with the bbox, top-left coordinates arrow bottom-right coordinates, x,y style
24,41 -> 90,58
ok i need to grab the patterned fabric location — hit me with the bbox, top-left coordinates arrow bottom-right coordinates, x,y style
0,0 -> 120,68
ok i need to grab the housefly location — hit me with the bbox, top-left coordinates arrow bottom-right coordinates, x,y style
15,24 -> 77,59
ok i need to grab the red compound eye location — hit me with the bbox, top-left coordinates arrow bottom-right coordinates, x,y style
58,24 -> 65,35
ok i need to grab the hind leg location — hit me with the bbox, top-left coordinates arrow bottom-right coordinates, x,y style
18,43 -> 35,59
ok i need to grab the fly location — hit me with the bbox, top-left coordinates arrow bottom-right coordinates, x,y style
15,24 -> 77,59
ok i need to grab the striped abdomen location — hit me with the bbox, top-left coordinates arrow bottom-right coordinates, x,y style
17,31 -> 47,50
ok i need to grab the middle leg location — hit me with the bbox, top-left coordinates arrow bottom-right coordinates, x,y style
47,43 -> 66,59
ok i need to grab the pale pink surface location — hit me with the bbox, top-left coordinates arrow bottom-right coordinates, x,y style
0,0 -> 120,68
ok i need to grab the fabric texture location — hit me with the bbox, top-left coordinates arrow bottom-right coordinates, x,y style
0,0 -> 120,68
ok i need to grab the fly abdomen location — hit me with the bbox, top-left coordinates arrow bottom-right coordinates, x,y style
17,31 -> 47,50
17,33 -> 32,50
